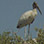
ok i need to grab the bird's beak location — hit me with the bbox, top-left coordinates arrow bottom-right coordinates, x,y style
36,5 -> 42,15
32,2 -> 42,15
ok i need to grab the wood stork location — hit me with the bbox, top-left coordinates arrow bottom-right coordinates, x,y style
17,2 -> 42,39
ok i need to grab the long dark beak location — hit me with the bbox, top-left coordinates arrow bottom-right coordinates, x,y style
37,5 -> 42,15
32,2 -> 42,15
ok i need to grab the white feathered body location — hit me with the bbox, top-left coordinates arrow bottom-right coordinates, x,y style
17,9 -> 37,28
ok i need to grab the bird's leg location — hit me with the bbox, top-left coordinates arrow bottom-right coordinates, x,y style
28,24 -> 30,40
24,27 -> 27,41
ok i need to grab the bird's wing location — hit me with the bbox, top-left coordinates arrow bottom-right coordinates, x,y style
17,10 -> 33,28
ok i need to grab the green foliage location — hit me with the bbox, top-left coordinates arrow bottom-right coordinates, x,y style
36,28 -> 44,44
0,28 -> 44,44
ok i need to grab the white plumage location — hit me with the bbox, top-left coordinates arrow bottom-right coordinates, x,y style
17,9 -> 37,28
17,2 -> 42,28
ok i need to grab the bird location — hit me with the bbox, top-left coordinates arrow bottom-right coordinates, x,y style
17,2 -> 42,39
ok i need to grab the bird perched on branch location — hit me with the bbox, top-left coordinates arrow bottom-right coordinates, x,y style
17,1 -> 42,39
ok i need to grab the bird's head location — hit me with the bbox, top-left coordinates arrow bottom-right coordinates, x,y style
32,2 -> 42,15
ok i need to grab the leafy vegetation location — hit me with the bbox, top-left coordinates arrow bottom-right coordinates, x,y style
0,28 -> 44,44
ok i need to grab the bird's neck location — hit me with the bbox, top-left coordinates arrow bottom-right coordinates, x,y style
33,9 -> 37,13
33,9 -> 37,17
